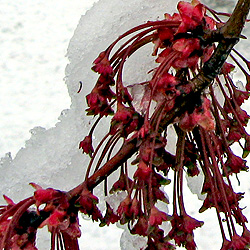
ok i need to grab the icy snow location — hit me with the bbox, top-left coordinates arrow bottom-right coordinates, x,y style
1,0 -> 250,249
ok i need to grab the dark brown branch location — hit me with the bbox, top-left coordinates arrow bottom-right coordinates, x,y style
68,138 -> 137,197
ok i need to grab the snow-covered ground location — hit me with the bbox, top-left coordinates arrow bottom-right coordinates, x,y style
1,1 -> 250,250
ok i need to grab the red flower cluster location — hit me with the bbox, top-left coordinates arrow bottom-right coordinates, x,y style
79,0 -> 250,247
31,183 -> 81,244
1,1 -> 250,250
168,214 -> 203,249
86,74 -> 115,116
77,188 -> 102,222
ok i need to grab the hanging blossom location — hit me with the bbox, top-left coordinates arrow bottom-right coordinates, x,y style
0,1 -> 250,249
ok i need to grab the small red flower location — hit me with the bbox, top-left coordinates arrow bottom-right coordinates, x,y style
92,51 -> 113,75
78,189 -> 99,213
236,107 -> 250,126
79,135 -> 94,156
152,186 -> 170,204
227,126 -> 243,143
156,47 -> 174,64
134,161 -> 152,181
77,189 -> 103,222
221,62 -> 235,74
109,171 -> 133,193
31,183 -> 63,208
117,196 -> 131,218
40,209 -> 66,228
130,198 -> 140,218
173,38 -> 200,58
177,0 -> 205,33
168,213 -> 203,249
111,103 -> 139,136
182,214 -> 204,233
149,206 -> 171,226
101,203 -> 120,226
131,216 -> 148,236
112,103 -> 134,124
221,234 -> 250,250
154,73 -> 180,98
157,27 -> 174,43
225,153 -> 248,175
179,97 -> 215,131
86,87 -> 114,116
172,38 -> 201,69
234,88 -> 249,106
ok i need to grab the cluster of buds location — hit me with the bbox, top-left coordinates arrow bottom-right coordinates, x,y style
79,0 -> 250,248
0,0 -> 250,249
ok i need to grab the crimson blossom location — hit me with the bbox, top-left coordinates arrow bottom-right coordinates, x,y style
1,0 -> 250,249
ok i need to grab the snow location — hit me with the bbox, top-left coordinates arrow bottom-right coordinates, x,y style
0,0 -> 97,157
1,0 -> 250,249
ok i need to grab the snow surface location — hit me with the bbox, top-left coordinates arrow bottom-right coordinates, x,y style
1,0 -> 250,249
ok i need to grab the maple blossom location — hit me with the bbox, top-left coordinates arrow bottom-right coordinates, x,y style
1,0 -> 250,249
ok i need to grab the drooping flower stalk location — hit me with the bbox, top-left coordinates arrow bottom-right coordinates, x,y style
0,0 -> 250,249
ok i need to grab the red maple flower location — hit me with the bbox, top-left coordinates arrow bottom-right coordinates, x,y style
101,203 -> 120,226
112,103 -> 134,124
131,216 -> 148,236
153,73 -> 180,98
117,196 -> 131,218
40,209 -> 66,228
148,206 -> 171,226
221,62 -> 235,74
179,96 -> 215,131
227,125 -> 243,143
86,87 -> 114,116
77,189 -> 102,221
10,234 -> 38,250
92,51 -> 113,75
168,213 -> 203,249
236,107 -> 250,126
233,88 -> 249,106
177,0 -> 205,33
130,198 -> 140,218
31,183 -> 65,209
225,153 -> 248,175
157,27 -> 175,43
79,135 -> 94,156
221,234 -> 250,250
134,160 -> 152,181
110,102 -> 139,136
109,171 -> 133,193
173,38 -> 200,58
